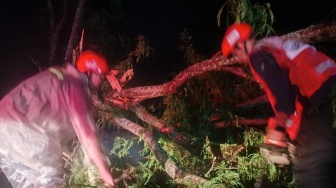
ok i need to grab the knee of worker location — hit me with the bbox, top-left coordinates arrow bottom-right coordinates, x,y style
293,131 -> 336,168
294,165 -> 336,188
297,111 -> 336,152
293,150 -> 336,187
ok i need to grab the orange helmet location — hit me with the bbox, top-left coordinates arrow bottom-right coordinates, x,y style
221,23 -> 252,57
76,50 -> 109,74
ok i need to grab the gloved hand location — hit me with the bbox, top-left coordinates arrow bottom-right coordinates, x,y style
265,117 -> 287,147
260,117 -> 293,165
272,101 -> 303,141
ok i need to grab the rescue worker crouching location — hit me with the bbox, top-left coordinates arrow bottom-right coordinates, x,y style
221,22 -> 336,187
0,50 -> 116,187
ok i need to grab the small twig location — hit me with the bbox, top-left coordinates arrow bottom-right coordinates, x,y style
204,157 -> 217,177
63,141 -> 80,168
114,169 -> 134,183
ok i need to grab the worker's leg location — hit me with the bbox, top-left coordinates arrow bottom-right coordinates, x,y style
293,102 -> 336,188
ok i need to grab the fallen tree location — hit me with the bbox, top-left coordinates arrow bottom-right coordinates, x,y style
75,22 -> 335,187
45,1 -> 336,186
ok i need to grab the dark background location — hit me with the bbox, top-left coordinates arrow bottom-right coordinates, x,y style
0,0 -> 335,98
0,0 -> 335,187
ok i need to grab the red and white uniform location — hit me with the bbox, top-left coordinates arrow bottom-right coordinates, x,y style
0,64 -> 97,187
250,36 -> 336,140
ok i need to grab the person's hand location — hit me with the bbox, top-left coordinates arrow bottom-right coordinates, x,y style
99,170 -> 115,187
265,127 -> 287,148
265,117 -> 288,148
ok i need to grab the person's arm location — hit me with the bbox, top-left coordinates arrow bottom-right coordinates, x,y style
78,124 -> 115,187
65,83 -> 115,187
249,50 -> 300,142
250,50 -> 296,117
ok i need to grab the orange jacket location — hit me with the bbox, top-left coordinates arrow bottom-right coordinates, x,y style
250,37 -> 336,140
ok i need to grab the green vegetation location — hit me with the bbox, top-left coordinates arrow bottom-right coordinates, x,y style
63,0 -> 298,187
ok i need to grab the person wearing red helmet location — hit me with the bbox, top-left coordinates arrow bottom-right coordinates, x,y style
0,50 -> 115,187
222,23 -> 336,187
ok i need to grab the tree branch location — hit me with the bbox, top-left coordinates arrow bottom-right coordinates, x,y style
107,113 -> 208,185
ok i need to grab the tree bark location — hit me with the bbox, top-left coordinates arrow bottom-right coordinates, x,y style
105,22 -> 336,105
48,0 -> 68,66
64,0 -> 86,64
282,22 -> 336,43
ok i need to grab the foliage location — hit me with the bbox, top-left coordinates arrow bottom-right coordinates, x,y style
83,0 -> 133,64
63,0 -> 298,187
111,136 -> 166,187
110,136 -> 136,158
138,2 -> 294,186
63,147 -> 107,188
217,0 -> 275,37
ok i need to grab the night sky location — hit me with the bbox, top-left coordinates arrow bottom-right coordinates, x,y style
0,0 -> 335,98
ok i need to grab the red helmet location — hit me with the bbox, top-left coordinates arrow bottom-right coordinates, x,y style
221,23 -> 252,57
76,50 -> 109,74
